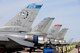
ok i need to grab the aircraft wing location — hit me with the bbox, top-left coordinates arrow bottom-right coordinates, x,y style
8,36 -> 34,47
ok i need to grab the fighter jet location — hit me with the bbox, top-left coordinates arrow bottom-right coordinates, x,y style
56,28 -> 68,44
0,3 -> 42,53
56,28 -> 68,40
48,27 -> 68,44
47,24 -> 62,44
47,24 -> 62,39
24,17 -> 54,51
25,17 -> 54,44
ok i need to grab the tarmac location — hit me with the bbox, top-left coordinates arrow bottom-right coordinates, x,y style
22,52 -> 43,53
20,48 -> 80,53
20,50 -> 43,53
21,51 -> 43,53
69,48 -> 80,53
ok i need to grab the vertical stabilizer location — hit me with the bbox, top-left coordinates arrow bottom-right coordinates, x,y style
48,24 -> 62,39
42,18 -> 55,33
32,17 -> 54,32
5,3 -> 42,31
57,28 -> 68,40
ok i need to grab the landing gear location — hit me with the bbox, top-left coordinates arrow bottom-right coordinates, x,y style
29,48 -> 32,53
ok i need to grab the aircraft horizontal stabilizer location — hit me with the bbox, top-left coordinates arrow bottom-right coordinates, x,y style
8,36 -> 34,47
0,36 -> 9,41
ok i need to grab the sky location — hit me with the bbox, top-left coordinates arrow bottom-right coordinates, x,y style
0,0 -> 80,42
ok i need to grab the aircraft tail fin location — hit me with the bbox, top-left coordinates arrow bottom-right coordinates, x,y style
48,24 -> 62,39
57,28 -> 68,40
5,3 -> 42,31
42,17 -> 55,33
32,17 -> 54,32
